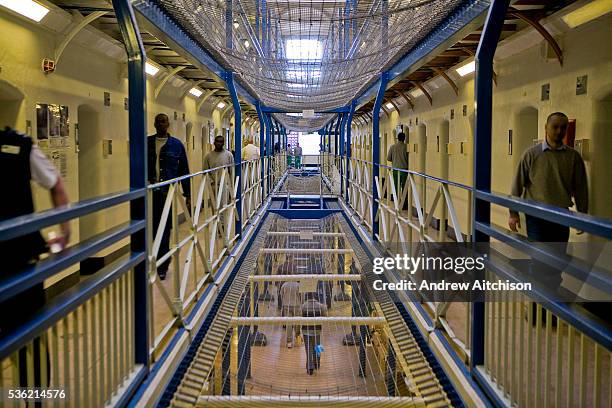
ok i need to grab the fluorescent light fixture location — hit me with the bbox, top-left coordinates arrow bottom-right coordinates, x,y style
145,61 -> 160,76
410,88 -> 424,98
385,102 -> 394,110
0,0 -> 49,22
288,83 -> 307,88
286,39 -> 323,60
189,87 -> 203,97
562,0 -> 612,28
287,113 -> 303,117
217,102 -> 226,109
286,94 -> 300,98
456,60 -> 475,77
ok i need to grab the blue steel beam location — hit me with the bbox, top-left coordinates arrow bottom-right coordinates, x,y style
112,0 -> 149,368
226,71 -> 242,236
333,114 -> 342,155
256,103 -> 265,193
471,0 -> 510,370
372,71 -> 389,240
345,102 -> 355,203
339,111 -> 348,197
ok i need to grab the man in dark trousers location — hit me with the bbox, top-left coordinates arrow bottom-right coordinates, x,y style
0,126 -> 70,401
148,113 -> 191,280
509,112 -> 588,289
387,132 -> 409,209
301,292 -> 327,375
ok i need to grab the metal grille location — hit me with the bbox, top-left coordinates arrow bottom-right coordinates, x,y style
149,0 -> 465,129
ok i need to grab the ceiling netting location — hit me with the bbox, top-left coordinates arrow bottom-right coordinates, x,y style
152,0 -> 464,130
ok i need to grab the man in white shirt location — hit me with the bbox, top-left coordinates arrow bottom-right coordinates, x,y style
204,135 -> 235,235
241,139 -> 260,161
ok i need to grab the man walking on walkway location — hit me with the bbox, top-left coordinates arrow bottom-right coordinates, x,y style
509,112 -> 588,288
148,113 -> 191,280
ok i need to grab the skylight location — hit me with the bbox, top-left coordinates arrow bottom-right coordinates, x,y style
286,39 -> 323,61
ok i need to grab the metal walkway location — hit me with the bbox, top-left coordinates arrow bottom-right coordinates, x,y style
161,210 -> 453,407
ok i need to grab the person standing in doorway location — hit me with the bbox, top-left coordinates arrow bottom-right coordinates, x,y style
387,132 -> 409,208
147,113 -> 191,280
509,112 -> 588,288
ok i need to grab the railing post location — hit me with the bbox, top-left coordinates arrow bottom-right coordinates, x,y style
471,0 -> 510,370
225,71 -> 242,237
372,72 -> 389,240
346,102 -> 355,203
256,103 -> 265,196
339,111 -> 348,197
112,0 -> 149,368
264,113 -> 273,192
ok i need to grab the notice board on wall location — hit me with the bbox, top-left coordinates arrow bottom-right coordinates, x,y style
36,103 -> 70,178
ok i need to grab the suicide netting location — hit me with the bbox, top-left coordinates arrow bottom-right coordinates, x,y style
147,0 -> 468,131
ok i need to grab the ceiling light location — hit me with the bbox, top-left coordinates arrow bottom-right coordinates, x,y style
233,19 -> 239,29
243,40 -> 250,48
0,0 -> 49,22
385,102 -> 394,109
217,102 -> 226,109
288,83 -> 307,88
287,113 -> 302,117
286,39 -> 323,60
145,61 -> 160,76
189,87 -> 203,97
286,94 -> 300,98
562,0 -> 612,28
456,60 -> 475,77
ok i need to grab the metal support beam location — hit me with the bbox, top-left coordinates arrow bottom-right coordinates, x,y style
231,316 -> 385,326
111,0 -> 149,367
509,9 -> 563,66
196,89 -> 218,112
411,81 -> 432,106
256,103 -> 265,194
398,90 -> 415,110
339,111 -> 348,197
249,274 -> 361,282
471,0 -> 510,370
154,66 -> 186,99
50,11 -> 107,70
433,67 -> 459,96
260,248 -> 354,254
372,71 -> 389,240
333,114 -> 342,156
225,72 -> 242,236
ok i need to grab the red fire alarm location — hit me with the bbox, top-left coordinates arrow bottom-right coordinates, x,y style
42,58 -> 55,73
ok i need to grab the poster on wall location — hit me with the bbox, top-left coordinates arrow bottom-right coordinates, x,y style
36,103 -> 70,178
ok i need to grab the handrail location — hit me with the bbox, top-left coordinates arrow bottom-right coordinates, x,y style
0,188 -> 145,241
475,190 -> 612,239
0,220 -> 145,303
0,251 -> 145,359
